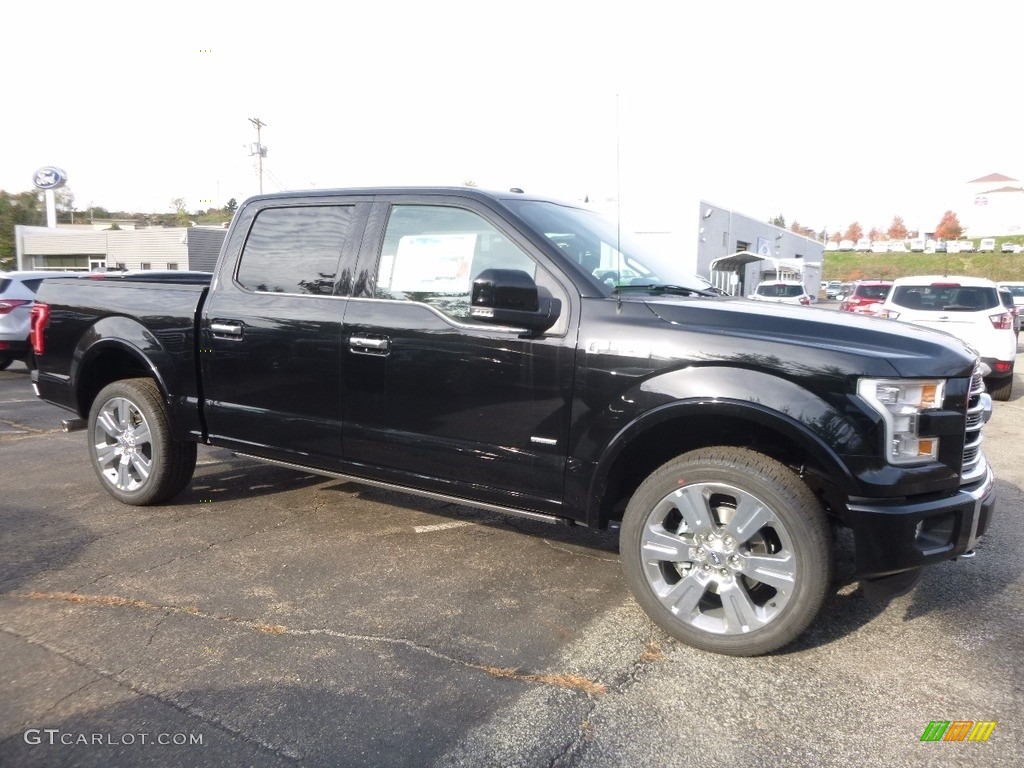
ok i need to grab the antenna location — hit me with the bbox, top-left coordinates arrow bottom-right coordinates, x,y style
615,93 -> 622,314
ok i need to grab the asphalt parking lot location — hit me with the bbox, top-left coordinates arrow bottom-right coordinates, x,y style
1,352 -> 1022,768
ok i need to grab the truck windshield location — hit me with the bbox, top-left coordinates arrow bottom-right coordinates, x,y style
506,200 -> 712,296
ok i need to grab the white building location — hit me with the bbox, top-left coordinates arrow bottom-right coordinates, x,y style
15,225 -> 226,272
962,173 -> 1024,237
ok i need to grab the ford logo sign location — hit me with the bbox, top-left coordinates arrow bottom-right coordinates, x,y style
33,166 -> 68,190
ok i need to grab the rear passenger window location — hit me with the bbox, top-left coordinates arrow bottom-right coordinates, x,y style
236,206 -> 356,295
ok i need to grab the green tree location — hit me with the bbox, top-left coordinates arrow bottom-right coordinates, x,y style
770,214 -> 786,228
225,197 -> 237,213
0,190 -> 45,269
170,197 -> 189,227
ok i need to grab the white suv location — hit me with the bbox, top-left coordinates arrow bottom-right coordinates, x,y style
879,275 -> 1016,400
0,271 -> 73,370
998,281 -> 1024,339
749,280 -> 812,305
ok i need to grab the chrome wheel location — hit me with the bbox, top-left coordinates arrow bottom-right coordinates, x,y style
621,447 -> 831,656
639,482 -> 796,635
93,396 -> 154,492
86,378 -> 197,505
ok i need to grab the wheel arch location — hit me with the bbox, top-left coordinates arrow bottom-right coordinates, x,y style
71,319 -> 171,420
585,399 -> 856,530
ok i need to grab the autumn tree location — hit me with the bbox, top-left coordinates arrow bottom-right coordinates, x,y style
868,227 -> 884,241
934,210 -> 963,241
887,215 -> 908,240
843,222 -> 863,242
788,221 -> 815,238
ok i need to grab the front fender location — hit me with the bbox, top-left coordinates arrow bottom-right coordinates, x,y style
581,367 -> 865,526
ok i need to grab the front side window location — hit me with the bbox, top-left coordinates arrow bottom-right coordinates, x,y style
375,205 -> 539,321
236,206 -> 356,295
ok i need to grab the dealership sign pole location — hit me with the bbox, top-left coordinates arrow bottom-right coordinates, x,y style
33,166 -> 68,228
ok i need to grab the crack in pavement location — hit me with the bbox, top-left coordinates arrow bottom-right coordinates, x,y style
0,625 -> 303,762
15,591 -> 608,697
541,538 -> 619,563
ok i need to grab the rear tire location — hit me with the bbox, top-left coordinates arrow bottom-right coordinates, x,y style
87,378 -> 197,505
0,354 -> 12,371
986,375 -> 1013,402
620,447 -> 832,656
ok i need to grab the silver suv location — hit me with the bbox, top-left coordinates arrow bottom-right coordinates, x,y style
0,271 -> 73,370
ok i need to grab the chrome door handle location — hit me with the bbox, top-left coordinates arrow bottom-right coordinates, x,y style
350,336 -> 390,355
211,321 -> 243,337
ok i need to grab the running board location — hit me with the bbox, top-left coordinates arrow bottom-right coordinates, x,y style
233,452 -> 564,525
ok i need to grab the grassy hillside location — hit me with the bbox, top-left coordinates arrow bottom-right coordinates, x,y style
823,250 -> 1024,282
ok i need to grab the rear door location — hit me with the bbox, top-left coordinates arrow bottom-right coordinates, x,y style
340,196 -> 578,515
201,197 -> 369,472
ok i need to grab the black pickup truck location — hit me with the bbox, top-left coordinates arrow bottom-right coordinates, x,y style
30,187 -> 996,656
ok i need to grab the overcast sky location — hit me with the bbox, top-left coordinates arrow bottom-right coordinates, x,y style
2,0 -> 1021,240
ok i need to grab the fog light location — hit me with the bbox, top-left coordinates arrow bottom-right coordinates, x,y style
915,513 -> 956,554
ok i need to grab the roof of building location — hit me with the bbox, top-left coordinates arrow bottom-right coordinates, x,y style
968,172 -> 1018,183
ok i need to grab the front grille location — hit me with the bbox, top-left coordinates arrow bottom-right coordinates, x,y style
961,364 -> 987,484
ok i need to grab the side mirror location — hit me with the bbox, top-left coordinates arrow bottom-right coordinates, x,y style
470,269 -> 561,334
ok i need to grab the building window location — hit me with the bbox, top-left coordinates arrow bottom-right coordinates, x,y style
140,262 -> 152,270
167,263 -> 179,270
736,240 -> 750,253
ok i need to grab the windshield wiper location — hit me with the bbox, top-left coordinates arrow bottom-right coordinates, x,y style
615,284 -> 718,297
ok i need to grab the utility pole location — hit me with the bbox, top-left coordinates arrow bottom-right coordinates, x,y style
248,117 -> 267,194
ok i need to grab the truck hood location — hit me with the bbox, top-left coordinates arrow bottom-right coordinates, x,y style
643,297 -> 978,379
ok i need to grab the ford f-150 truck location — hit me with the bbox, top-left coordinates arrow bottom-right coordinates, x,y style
30,187 -> 996,656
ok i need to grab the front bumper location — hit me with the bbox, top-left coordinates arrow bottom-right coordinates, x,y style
845,464 -> 996,580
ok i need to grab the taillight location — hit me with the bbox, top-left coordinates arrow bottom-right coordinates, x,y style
0,299 -> 30,315
30,303 -> 50,356
989,311 -> 1013,331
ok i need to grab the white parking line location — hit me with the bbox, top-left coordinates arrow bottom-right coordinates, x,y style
413,521 -> 473,534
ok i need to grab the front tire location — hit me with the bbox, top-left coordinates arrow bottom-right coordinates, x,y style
620,447 -> 832,656
87,378 -> 197,505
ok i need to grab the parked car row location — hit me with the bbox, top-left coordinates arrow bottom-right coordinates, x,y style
823,238 -> 1024,254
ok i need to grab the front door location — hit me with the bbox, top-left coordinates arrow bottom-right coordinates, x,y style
341,200 -> 577,514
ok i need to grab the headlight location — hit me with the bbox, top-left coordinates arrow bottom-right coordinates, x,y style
858,378 -> 945,464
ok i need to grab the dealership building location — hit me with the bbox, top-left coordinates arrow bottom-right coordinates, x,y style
14,223 -> 227,273
695,201 -> 824,297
